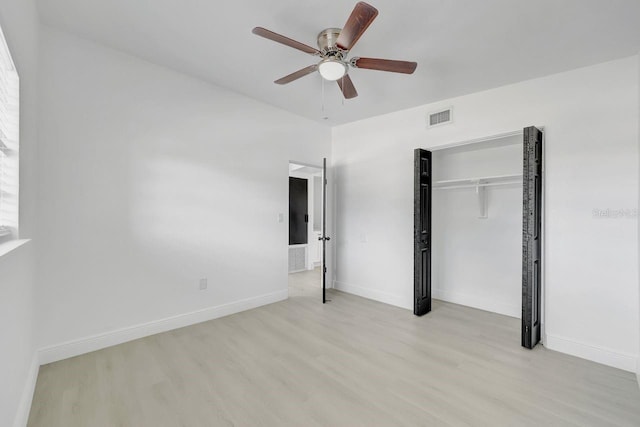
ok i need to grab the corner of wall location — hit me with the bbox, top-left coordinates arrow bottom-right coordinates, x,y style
12,352 -> 39,427
38,290 -> 287,365
334,281 -> 411,310
637,50 -> 640,392
636,50 -> 640,392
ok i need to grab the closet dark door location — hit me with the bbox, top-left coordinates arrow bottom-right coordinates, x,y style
522,126 -> 543,349
289,177 -> 308,245
414,149 -> 432,316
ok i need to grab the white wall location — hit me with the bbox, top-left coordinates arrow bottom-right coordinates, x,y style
432,140 -> 522,317
0,242 -> 37,427
637,52 -> 640,388
0,0 -> 39,426
333,56 -> 639,372
36,28 -> 332,360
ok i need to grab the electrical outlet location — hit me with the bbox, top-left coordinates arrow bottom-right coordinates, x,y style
199,278 -> 208,290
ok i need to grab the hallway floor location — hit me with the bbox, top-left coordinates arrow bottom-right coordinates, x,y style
288,267 -> 322,298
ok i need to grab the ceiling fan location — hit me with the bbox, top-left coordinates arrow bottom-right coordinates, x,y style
252,1 -> 417,99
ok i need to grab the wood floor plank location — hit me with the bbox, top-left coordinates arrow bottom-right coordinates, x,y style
27,277 -> 640,426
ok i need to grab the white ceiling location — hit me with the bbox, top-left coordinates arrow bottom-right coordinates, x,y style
36,0 -> 640,126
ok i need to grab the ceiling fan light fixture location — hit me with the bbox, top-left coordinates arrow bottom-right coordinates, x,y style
253,2 -> 416,99
318,59 -> 347,81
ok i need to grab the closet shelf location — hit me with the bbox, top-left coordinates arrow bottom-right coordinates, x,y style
433,173 -> 522,190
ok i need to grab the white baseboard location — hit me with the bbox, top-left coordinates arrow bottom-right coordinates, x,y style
333,281 -> 411,310
545,333 -> 637,372
432,288 -> 519,318
38,290 -> 288,365
13,353 -> 39,427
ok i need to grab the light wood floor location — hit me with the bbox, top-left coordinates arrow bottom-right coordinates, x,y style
288,267 -> 322,298
28,290 -> 640,426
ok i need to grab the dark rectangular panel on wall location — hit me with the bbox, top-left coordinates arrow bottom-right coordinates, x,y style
522,126 -> 543,349
414,149 -> 432,316
289,177 -> 308,245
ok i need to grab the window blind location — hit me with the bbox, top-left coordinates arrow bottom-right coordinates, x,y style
0,25 -> 19,239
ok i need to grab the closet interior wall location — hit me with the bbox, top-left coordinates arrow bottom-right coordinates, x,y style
432,135 -> 524,318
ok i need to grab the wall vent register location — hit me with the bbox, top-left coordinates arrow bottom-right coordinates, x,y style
428,108 -> 452,127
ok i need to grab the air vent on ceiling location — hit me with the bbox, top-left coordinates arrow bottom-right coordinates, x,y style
427,108 -> 453,128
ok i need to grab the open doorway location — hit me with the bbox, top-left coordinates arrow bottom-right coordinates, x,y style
414,127 -> 544,349
288,162 -> 323,298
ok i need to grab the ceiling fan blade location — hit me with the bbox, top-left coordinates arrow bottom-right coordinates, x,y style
336,2 -> 379,51
274,65 -> 318,85
252,27 -> 320,55
352,57 -> 417,74
336,74 -> 358,99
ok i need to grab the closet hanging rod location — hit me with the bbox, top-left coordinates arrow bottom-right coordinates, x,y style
434,173 -> 522,187
434,180 -> 522,190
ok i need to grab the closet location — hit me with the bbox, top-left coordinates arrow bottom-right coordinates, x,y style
414,127 -> 543,349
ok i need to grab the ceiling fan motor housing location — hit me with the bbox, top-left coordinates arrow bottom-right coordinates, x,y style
317,28 -> 344,57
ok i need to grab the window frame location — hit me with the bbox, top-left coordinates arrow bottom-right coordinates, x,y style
0,23 -> 20,244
